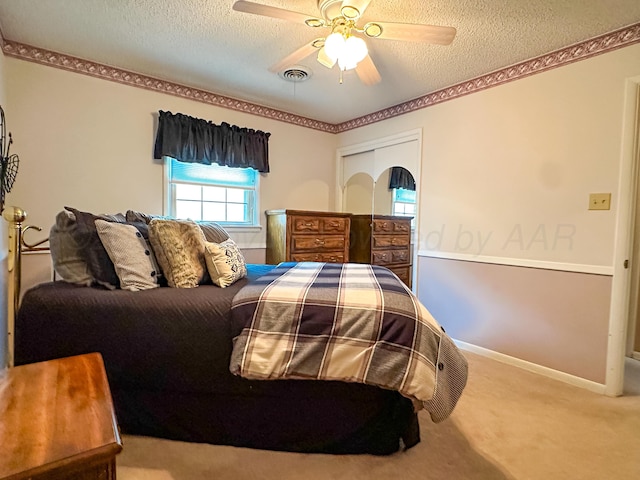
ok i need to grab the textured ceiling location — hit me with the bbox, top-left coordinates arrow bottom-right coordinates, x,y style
1,0 -> 640,125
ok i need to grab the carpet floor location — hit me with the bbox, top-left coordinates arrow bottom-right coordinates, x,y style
117,352 -> 640,480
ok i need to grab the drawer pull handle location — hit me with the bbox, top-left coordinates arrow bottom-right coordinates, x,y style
305,223 -> 313,227
315,238 -> 325,246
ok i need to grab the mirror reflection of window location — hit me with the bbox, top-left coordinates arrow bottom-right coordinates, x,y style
389,167 -> 416,227
392,188 -> 417,227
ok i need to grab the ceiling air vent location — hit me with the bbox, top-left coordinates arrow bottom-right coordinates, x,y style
279,66 -> 312,82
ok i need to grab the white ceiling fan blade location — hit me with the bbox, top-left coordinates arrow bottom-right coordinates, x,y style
269,42 -> 318,73
341,0 -> 372,19
233,1 -> 312,25
317,47 -> 336,69
356,54 -> 381,86
370,22 -> 456,45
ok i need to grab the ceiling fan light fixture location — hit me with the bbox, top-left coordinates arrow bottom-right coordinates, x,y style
311,38 -> 325,48
363,22 -> 383,38
317,47 -> 337,68
340,36 -> 368,69
305,17 -> 325,27
324,31 -> 345,61
340,5 -> 360,20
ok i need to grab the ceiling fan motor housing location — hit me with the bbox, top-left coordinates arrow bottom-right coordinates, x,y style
317,0 -> 344,21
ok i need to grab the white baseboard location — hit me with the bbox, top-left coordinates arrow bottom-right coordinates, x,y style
454,340 -> 606,395
633,352 -> 640,361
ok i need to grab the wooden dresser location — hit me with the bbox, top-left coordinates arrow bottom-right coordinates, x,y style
0,353 -> 122,480
350,215 -> 413,287
266,209 -> 351,264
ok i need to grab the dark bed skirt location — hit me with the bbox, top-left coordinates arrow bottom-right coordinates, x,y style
112,385 -> 420,455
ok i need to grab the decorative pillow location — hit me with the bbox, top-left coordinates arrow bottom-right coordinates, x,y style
95,220 -> 161,291
125,210 -> 230,244
148,219 -> 207,288
125,209 -> 169,224
64,206 -> 127,289
204,239 -> 247,288
198,221 -> 230,243
49,210 -> 93,286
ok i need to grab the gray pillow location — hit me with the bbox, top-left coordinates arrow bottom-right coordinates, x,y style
95,220 -> 160,291
197,221 -> 230,243
49,210 -> 93,286
64,206 -> 124,289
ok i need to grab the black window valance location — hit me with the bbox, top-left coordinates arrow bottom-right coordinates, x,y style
388,166 -> 415,191
153,110 -> 270,173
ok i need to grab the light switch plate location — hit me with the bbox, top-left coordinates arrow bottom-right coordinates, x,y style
589,193 -> 611,210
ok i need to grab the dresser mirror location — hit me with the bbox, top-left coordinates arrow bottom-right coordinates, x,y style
342,166 -> 417,288
337,133 -> 421,289
343,166 -> 417,219
343,172 -> 374,215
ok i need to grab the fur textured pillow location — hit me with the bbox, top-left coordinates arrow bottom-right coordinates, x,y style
96,220 -> 161,291
148,219 -> 207,288
125,210 -> 229,243
204,239 -> 247,288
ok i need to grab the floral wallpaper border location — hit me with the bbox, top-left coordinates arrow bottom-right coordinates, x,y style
3,22 -> 639,134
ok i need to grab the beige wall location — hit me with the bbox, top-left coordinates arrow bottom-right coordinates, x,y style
338,44 -> 640,266
4,57 -> 338,253
418,257 -> 611,383
337,43 -> 640,383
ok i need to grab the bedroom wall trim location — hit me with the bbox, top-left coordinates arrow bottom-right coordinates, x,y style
2,21 -> 639,134
417,250 -> 614,276
0,41 -> 338,134
455,340 -> 606,394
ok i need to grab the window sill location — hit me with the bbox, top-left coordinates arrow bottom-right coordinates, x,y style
224,225 -> 263,233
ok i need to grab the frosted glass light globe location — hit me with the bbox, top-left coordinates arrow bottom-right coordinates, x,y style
324,32 -> 345,62
337,36 -> 367,71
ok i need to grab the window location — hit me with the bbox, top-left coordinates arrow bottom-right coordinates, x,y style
392,188 -> 417,227
165,157 -> 259,227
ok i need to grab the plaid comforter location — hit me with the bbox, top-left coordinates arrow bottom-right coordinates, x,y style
230,262 -> 468,422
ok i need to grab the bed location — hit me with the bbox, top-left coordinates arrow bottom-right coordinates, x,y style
9,207 -> 467,455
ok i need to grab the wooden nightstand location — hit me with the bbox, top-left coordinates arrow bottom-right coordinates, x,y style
0,353 -> 122,480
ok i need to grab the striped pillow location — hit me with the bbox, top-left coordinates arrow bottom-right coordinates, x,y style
95,220 -> 161,291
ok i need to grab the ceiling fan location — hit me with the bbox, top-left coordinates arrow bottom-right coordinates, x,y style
232,0 -> 456,85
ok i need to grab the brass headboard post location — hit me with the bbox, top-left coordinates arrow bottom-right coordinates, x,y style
2,207 -> 49,367
3,206 -> 26,367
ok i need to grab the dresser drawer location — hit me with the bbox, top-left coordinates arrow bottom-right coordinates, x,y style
292,217 -> 320,233
291,235 -> 346,252
372,248 -> 410,265
321,217 -> 348,233
292,216 -> 349,234
372,234 -> 410,249
291,252 -> 346,263
372,219 -> 411,234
